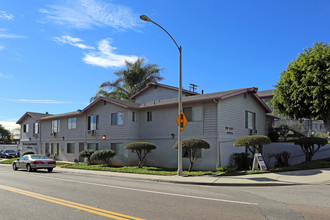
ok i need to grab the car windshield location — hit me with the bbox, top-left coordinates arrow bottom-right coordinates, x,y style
5,150 -> 15,153
31,155 -> 49,159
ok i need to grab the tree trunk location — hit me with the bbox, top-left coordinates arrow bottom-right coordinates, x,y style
188,161 -> 194,172
305,153 -> 313,162
324,114 -> 330,137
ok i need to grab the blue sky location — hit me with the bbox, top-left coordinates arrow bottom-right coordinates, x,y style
1,0 -> 330,131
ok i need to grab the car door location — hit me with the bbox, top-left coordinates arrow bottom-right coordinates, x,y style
17,156 -> 27,168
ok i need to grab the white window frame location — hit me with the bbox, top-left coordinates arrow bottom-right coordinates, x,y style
68,118 -> 77,129
51,120 -> 60,133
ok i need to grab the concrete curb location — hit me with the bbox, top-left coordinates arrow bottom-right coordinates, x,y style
1,163 -> 329,187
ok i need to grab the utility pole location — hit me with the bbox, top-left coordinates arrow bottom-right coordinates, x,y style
189,83 -> 198,92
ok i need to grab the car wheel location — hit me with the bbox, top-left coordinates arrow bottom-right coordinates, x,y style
47,168 -> 53,173
26,164 -> 32,172
12,163 -> 18,171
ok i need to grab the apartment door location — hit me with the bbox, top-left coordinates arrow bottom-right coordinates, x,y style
79,142 -> 85,162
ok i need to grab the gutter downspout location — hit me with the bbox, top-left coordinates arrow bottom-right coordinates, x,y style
213,99 -> 221,168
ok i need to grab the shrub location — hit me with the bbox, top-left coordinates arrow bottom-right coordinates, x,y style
79,149 -> 95,165
234,135 -> 271,154
125,142 -> 156,168
294,137 -> 328,161
268,131 -> 279,142
229,153 -> 252,171
90,150 -> 116,165
271,151 -> 291,167
22,151 -> 35,156
173,138 -> 210,172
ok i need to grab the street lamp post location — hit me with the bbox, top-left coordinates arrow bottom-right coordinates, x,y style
140,15 -> 183,176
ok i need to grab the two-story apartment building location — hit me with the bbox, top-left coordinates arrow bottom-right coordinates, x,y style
17,83 -> 270,170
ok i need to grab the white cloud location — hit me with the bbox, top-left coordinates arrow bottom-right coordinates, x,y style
54,35 -> 94,49
0,11 -> 14,20
40,0 -> 140,31
83,39 -> 139,68
14,99 -> 69,104
0,121 -> 19,132
0,28 -> 25,39
0,45 -> 4,51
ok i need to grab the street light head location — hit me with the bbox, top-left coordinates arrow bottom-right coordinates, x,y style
140,15 -> 151,22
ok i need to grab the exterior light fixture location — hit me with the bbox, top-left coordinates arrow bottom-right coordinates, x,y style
102,135 -> 106,140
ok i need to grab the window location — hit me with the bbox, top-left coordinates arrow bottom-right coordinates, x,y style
183,106 -> 202,122
51,120 -> 60,133
147,111 -> 152,122
88,115 -> 99,130
183,148 -> 202,158
67,143 -> 75,153
68,118 -> 77,129
111,143 -> 124,156
23,124 -> 29,133
33,123 -> 39,134
87,143 -> 98,151
245,111 -> 256,130
132,112 -> 136,122
111,112 -> 124,125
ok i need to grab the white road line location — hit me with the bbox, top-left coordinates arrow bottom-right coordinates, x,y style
33,174 -> 258,206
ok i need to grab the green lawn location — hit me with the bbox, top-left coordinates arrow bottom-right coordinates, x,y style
2,157 -> 330,176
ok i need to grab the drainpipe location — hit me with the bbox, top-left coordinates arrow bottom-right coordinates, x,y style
213,99 -> 221,168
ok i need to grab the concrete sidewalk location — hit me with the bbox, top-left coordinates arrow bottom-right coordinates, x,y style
1,162 -> 330,186
56,167 -> 330,186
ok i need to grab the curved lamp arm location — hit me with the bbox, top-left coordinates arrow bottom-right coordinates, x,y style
140,15 -> 181,51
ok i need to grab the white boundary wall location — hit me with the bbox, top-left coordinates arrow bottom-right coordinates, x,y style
263,142 -> 330,168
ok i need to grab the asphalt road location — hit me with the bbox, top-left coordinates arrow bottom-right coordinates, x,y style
0,166 -> 330,220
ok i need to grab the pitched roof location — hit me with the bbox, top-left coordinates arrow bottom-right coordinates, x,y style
130,82 -> 199,100
17,86 -> 271,124
39,111 -> 82,121
139,87 -> 271,113
82,97 -> 140,113
16,112 -> 52,124
257,89 -> 274,98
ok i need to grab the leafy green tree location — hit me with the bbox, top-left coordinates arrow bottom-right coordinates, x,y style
90,150 -> 116,166
173,138 -> 210,172
124,142 -> 156,168
294,137 -> 328,161
0,124 -> 11,144
90,58 -> 163,102
234,135 -> 271,155
272,42 -> 330,134
79,149 -> 95,165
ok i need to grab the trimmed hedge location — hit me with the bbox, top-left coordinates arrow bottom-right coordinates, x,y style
294,137 -> 328,161
90,149 -> 116,165
125,142 -> 156,151
234,135 -> 271,147
173,138 -> 210,150
268,131 -> 280,142
173,138 -> 210,172
79,149 -> 95,165
124,142 -> 156,168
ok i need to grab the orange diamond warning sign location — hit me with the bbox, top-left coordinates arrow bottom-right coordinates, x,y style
176,111 -> 188,131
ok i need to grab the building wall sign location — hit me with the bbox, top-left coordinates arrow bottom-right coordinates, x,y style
23,142 -> 38,145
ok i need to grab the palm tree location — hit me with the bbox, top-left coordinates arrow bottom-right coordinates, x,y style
90,58 -> 163,102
